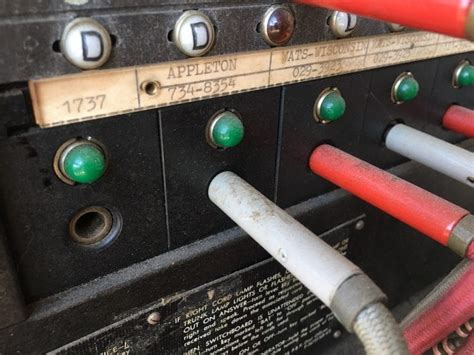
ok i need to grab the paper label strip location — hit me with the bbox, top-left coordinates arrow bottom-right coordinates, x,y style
29,32 -> 474,128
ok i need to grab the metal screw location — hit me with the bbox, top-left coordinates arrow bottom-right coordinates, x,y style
140,80 -> 161,96
147,312 -> 161,325
333,330 -> 342,338
355,220 -> 365,230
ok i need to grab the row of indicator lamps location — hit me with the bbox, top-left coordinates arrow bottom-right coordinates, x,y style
67,0 -> 474,71
314,61 -> 474,123
58,6 -> 404,69
320,59 -> 474,122
56,82 -> 474,256
53,60 -> 474,186
52,110 -> 245,185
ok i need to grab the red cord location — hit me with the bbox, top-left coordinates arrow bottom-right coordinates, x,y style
443,105 -> 474,138
403,262 -> 474,354
458,331 -> 474,355
468,242 -> 474,260
295,0 -> 472,39
309,145 -> 470,246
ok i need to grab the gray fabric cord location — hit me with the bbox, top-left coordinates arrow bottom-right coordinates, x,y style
353,303 -> 409,355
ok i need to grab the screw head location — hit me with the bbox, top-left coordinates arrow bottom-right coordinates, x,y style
140,80 -> 161,96
355,220 -> 365,230
147,312 -> 161,325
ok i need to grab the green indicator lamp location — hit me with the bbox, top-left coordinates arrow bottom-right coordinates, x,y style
208,111 -> 245,149
392,72 -> 420,104
314,88 -> 346,123
453,60 -> 474,88
55,138 -> 107,185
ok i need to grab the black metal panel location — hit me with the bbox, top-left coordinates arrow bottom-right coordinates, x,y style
0,219 -> 26,329
1,3 -> 473,353
1,153 -> 471,354
277,72 -> 371,208
160,89 -> 280,248
49,256 -> 345,354
0,88 -> 33,137
0,223 -> 271,354
0,111 -> 167,301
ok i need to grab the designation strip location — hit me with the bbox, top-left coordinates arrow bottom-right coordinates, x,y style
29,31 -> 474,128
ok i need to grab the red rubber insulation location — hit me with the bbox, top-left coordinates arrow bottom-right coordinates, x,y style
468,242 -> 474,259
443,105 -> 474,138
458,330 -> 474,355
295,0 -> 472,39
309,145 -> 469,246
403,261 -> 474,354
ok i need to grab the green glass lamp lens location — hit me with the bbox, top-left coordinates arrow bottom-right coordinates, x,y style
63,143 -> 106,184
211,112 -> 245,148
457,65 -> 474,87
319,91 -> 346,122
395,76 -> 419,102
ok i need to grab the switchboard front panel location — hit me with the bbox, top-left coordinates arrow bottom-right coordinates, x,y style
1,2 -> 474,354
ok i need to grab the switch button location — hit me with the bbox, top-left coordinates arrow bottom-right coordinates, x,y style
60,18 -> 112,69
173,11 -> 215,57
